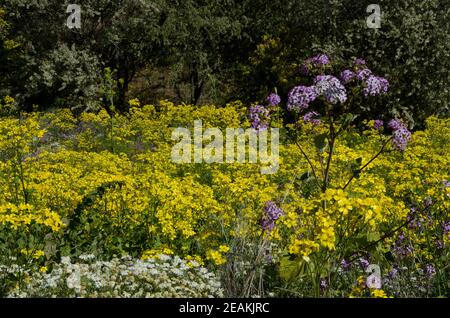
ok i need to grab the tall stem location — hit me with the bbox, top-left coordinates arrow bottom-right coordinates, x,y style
342,137 -> 392,190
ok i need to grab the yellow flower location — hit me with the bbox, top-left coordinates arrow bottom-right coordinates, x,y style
39,266 -> 48,273
371,289 -> 389,298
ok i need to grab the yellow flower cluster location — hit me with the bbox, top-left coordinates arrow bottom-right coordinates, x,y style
0,101 -> 448,271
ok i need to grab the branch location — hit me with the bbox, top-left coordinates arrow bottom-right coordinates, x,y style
294,138 -> 320,187
342,137 -> 392,190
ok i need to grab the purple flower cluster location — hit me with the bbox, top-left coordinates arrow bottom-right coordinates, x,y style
425,264 -> 436,278
320,279 -> 328,290
340,259 -> 352,271
363,76 -> 389,97
388,267 -> 399,279
444,222 -> 450,238
393,233 -> 413,258
266,93 -> 281,106
303,111 -> 321,125
340,69 -> 356,84
388,119 -> 411,151
388,119 -> 404,131
443,180 -> 450,188
407,211 -> 424,230
310,54 -> 330,66
356,68 -> 372,81
354,58 -> 366,66
261,201 -> 284,232
314,75 -> 348,104
359,257 -> 370,270
249,105 -> 270,131
287,85 -> 318,112
374,119 -> 384,130
301,54 -> 330,74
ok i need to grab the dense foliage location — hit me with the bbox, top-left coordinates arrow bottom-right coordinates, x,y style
0,94 -> 448,297
0,1 -> 448,124
0,1 -> 449,299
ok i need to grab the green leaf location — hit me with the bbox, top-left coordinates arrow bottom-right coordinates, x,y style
314,133 -> 328,152
279,255 -> 309,282
367,231 -> 380,242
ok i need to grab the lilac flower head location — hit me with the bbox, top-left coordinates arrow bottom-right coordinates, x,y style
314,75 -> 347,104
363,76 -> 389,97
388,267 -> 399,279
359,258 -> 370,270
388,119 -> 405,131
340,69 -> 356,84
266,93 -> 281,106
374,119 -> 384,130
320,279 -> 328,290
388,119 -> 411,151
444,222 -> 450,236
287,85 -> 318,112
443,180 -> 450,188
340,259 -> 352,271
425,264 -> 436,278
261,201 -> 284,232
311,54 -> 330,66
392,126 -> 412,151
354,58 -> 366,66
264,201 -> 284,221
356,68 -> 373,81
303,111 -> 321,126
249,105 -> 270,131
301,54 -> 330,74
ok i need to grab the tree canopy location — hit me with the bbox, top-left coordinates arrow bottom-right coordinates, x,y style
0,0 -> 448,124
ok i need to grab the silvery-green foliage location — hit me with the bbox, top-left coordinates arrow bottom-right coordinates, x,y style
5,255 -> 223,298
25,44 -> 102,112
